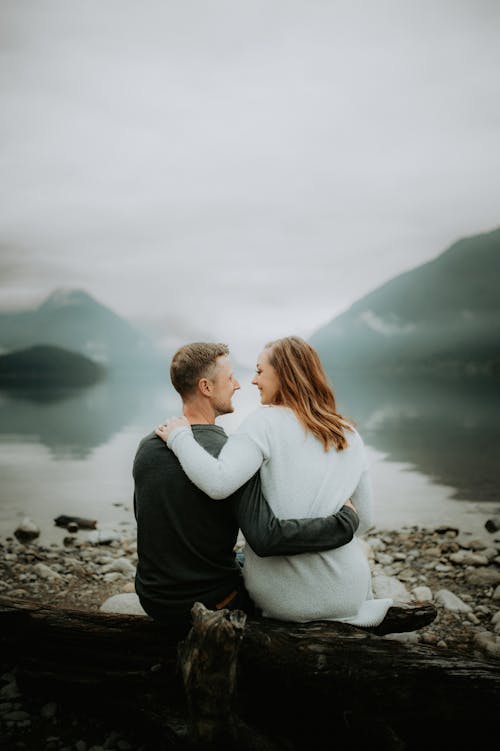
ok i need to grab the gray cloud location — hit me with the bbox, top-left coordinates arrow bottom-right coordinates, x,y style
1,0 -> 499,364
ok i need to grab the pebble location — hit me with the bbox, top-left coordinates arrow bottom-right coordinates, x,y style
434,589 -> 472,612
1,521 -> 500,750
14,517 -> 40,543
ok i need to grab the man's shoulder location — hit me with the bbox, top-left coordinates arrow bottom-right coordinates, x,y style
192,424 -> 228,457
134,424 -> 228,462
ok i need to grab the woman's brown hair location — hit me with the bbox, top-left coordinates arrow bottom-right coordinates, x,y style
265,336 -> 352,451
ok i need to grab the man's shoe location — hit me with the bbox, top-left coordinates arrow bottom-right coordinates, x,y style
363,602 -> 437,636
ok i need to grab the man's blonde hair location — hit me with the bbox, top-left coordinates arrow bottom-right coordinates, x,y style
170,342 -> 229,398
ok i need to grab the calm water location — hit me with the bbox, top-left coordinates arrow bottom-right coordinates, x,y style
0,372 -> 498,545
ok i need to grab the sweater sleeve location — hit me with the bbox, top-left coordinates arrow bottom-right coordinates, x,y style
233,473 -> 359,556
350,470 -> 374,535
167,413 -> 267,499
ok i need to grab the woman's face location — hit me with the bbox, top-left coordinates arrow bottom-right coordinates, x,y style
252,348 -> 280,405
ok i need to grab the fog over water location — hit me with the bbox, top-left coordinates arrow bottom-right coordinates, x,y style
1,1 -> 500,365
0,374 -> 498,546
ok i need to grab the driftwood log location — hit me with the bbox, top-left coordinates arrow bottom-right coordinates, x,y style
53,514 -> 98,529
1,595 -> 499,749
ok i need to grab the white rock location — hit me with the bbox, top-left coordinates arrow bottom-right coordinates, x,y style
483,547 -> 499,561
372,574 -> 412,603
33,563 -> 63,581
449,550 -> 489,566
412,586 -> 433,602
375,552 -> 394,565
99,593 -> 147,616
102,572 -> 124,583
434,563 -> 452,572
435,589 -> 471,612
100,557 -> 136,577
88,530 -> 122,545
366,537 -> 387,552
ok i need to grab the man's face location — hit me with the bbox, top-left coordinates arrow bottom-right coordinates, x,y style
210,356 -> 240,417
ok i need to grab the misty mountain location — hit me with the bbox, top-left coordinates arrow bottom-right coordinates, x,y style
0,345 -> 105,387
0,289 -> 165,379
310,227 -> 500,376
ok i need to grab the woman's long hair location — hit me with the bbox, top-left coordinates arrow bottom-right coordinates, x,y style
265,336 -> 352,451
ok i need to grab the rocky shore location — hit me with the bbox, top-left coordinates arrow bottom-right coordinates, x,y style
1,519 -> 500,749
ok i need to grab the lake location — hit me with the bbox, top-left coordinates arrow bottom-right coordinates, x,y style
0,371 -> 498,546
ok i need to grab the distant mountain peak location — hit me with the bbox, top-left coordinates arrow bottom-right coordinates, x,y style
39,289 -> 99,310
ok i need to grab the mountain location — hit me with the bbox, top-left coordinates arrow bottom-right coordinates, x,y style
0,345 -> 105,387
310,227 -> 500,377
0,289 -> 165,379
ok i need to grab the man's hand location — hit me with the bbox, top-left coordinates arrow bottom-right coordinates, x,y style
155,416 -> 190,443
344,498 -> 357,513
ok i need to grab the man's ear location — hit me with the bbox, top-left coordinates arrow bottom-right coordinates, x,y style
198,378 -> 212,396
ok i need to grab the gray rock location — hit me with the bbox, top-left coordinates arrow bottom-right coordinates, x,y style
41,701 -> 58,718
33,562 -> 63,581
466,568 -> 500,587
375,552 -> 394,565
102,572 -> 124,583
492,611 -> 500,633
449,550 -> 489,566
3,710 -> 31,721
473,631 -> 500,659
100,557 -> 136,577
435,589 -> 472,612
0,681 -> 20,700
88,530 -> 122,545
14,517 -> 40,542
485,516 -> 500,533
482,547 -> 499,561
366,537 -> 387,552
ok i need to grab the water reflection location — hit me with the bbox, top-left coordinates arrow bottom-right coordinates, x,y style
331,373 -> 500,502
0,372 -> 498,507
0,378 -> 180,459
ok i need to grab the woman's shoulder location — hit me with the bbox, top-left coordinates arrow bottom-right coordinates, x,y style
344,423 -> 367,453
237,405 -> 294,434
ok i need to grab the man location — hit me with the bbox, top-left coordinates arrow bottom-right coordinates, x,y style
133,342 -> 358,634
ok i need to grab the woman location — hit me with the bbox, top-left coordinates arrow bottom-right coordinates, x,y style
155,336 -> 392,627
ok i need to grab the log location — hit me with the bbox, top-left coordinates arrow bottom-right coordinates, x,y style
1,595 -> 499,749
179,603 -> 247,746
54,514 -> 97,529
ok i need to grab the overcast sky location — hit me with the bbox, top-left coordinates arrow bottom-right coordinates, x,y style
1,0 -> 499,365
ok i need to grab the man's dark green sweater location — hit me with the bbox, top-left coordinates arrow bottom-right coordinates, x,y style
133,424 -> 358,622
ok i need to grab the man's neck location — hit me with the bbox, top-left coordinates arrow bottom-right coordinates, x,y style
182,399 -> 216,426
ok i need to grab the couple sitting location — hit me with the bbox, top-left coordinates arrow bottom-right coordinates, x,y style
133,337 -> 436,636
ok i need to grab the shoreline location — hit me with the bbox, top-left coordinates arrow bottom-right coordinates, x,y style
1,521 -> 500,749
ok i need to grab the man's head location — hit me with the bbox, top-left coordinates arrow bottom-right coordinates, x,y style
170,342 -> 240,417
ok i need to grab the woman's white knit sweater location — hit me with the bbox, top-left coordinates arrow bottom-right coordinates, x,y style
167,406 -> 392,626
